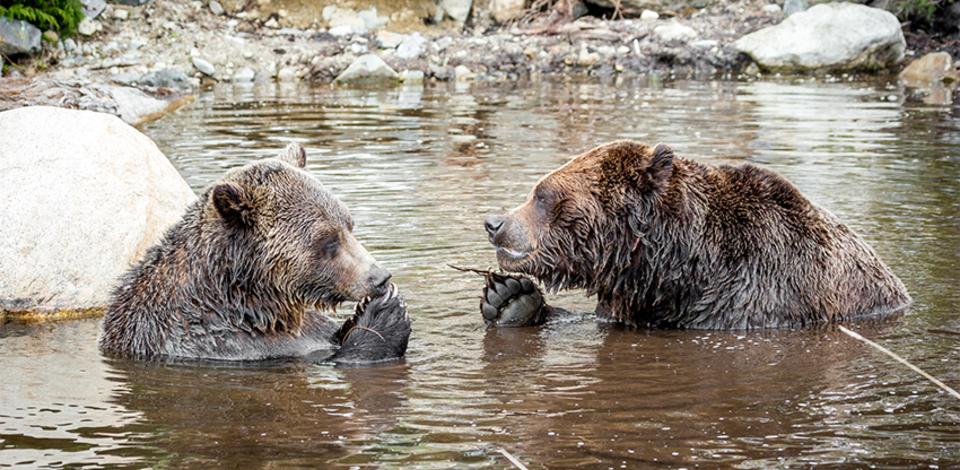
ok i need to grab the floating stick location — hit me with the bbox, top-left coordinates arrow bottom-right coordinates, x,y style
839,325 -> 960,401
499,449 -> 530,470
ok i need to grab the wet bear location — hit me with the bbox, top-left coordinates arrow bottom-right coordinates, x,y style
482,140 -> 911,330
99,144 -> 411,362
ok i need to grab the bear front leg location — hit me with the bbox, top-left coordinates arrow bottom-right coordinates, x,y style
480,272 -> 552,327
331,283 -> 412,364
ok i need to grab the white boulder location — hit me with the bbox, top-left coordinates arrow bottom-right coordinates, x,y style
0,106 -> 196,315
734,2 -> 905,72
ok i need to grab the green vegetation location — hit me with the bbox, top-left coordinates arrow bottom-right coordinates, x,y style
894,0 -> 956,22
0,0 -> 85,36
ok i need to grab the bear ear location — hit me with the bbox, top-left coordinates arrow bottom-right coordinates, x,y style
211,182 -> 254,228
645,143 -> 675,186
276,143 -> 307,169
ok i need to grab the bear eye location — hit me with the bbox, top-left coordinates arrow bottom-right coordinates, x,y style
534,190 -> 555,213
320,236 -> 340,258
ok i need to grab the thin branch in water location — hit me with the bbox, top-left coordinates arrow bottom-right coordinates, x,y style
839,326 -> 960,401
499,449 -> 530,470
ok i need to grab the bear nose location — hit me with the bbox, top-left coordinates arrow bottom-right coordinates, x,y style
368,266 -> 392,296
484,216 -> 505,242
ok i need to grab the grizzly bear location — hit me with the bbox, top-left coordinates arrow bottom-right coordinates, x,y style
99,144 -> 411,362
482,140 -> 911,330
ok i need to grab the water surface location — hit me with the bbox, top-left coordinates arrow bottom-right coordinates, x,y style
2,77 -> 958,469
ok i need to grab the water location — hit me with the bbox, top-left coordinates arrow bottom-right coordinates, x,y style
2,77 -> 958,469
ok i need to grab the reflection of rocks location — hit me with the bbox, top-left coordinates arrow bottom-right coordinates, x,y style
734,2 -> 905,72
899,52 -> 958,105
0,106 -> 195,315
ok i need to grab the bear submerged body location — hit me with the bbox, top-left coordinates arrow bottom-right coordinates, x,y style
100,144 -> 411,362
483,140 -> 910,330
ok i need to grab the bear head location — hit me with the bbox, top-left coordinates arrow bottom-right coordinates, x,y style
204,143 -> 391,324
484,140 -> 674,295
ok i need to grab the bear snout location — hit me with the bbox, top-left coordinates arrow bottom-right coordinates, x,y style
367,265 -> 392,297
484,215 -> 505,244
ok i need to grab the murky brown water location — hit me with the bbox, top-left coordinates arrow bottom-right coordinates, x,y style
2,77 -> 959,469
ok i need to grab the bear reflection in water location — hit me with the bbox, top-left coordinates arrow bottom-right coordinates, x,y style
483,140 -> 911,330
99,143 -> 411,363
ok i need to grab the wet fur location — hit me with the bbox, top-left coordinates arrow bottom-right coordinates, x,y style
488,140 -> 911,329
99,145 -> 410,361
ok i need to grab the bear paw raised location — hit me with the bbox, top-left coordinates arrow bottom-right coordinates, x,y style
479,271 -> 550,328
331,283 -> 412,364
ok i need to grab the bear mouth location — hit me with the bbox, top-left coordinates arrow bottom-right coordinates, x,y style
497,245 -> 533,261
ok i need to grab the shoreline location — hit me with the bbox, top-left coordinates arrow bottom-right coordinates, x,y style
1,0 -> 954,125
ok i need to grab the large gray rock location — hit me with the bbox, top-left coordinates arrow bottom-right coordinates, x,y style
0,17 -> 42,55
333,54 -> 399,85
0,106 -> 196,315
734,2 -> 905,73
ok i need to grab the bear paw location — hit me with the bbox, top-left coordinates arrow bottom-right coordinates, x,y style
331,283 -> 412,364
480,272 -> 550,327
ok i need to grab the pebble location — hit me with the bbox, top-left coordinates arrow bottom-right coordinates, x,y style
641,10 -> 659,20
277,66 -> 298,82
78,18 -> 102,36
400,69 -> 424,85
691,39 -> 719,49
397,32 -> 427,60
233,67 -> 255,82
63,38 -> 77,52
192,57 -> 216,76
328,25 -> 366,37
376,31 -> 406,49
578,44 -> 601,67
113,8 -> 129,20
209,0 -> 224,15
654,21 -> 698,42
454,65 -> 475,81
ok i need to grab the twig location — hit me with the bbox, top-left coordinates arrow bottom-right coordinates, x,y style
341,325 -> 384,344
839,326 -> 960,401
499,449 -> 530,470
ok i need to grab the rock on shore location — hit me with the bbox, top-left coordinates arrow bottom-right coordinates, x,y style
0,106 -> 196,316
734,2 -> 905,72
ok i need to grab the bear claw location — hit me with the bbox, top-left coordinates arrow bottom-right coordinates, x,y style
451,266 -> 551,328
479,271 -> 548,327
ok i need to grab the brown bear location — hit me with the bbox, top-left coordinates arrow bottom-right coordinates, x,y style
482,140 -> 911,330
99,144 -> 412,362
